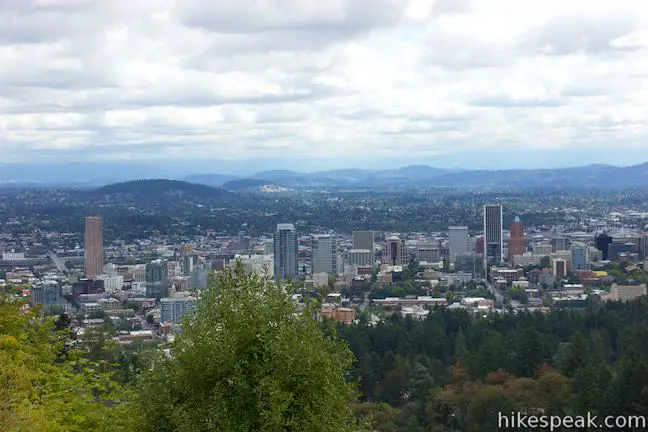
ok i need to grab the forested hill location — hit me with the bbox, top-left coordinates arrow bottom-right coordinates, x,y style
91,179 -> 235,200
339,299 -> 648,431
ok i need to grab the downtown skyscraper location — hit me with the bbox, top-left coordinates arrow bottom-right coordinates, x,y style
312,234 -> 337,275
508,216 -> 525,260
385,234 -> 408,266
571,243 -> 590,271
483,205 -> 503,267
273,223 -> 298,280
84,216 -> 104,278
448,226 -> 471,262
146,259 -> 170,300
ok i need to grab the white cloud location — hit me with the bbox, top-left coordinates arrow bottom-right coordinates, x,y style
1,0 -> 648,165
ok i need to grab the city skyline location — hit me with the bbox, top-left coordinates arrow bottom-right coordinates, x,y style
1,1 -> 647,166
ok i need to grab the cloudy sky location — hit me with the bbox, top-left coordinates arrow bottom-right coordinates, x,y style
1,0 -> 647,173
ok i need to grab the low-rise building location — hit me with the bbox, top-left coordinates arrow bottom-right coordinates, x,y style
401,305 -> 430,320
97,274 -> 124,292
512,279 -> 530,289
346,249 -> 374,267
460,297 -> 495,308
98,297 -> 121,311
319,306 -> 356,324
601,284 -> 647,302
80,302 -> 102,314
490,268 -> 523,283
313,272 -> 329,288
372,296 -> 447,308
512,253 -> 543,267
229,254 -> 274,277
160,296 -> 197,324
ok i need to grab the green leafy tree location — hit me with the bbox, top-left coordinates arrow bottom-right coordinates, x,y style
89,310 -> 106,320
137,262 -> 365,432
0,297 -> 133,431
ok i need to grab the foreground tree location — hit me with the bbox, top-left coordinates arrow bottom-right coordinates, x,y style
0,297 -> 132,432
138,263 -> 362,432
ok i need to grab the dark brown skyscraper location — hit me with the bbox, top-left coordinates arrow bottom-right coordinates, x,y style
84,216 -> 104,277
483,204 -> 503,266
508,216 -> 525,260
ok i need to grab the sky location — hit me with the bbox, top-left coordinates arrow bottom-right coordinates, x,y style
1,0 -> 648,173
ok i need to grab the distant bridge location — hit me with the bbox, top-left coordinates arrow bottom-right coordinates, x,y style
46,249 -> 67,272
0,252 -> 83,270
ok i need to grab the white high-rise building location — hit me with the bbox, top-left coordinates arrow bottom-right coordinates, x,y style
483,205 -> 504,267
448,226 -> 471,262
273,224 -> 298,280
312,234 -> 337,275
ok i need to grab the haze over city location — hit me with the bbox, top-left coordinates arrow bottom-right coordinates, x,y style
1,0 -> 648,172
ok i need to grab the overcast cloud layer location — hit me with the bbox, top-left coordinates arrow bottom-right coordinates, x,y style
1,0 -> 647,168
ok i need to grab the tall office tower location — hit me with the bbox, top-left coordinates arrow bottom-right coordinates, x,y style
189,261 -> 210,290
311,234 -> 337,275
146,259 -> 170,299
483,205 -> 503,267
448,226 -> 470,262
84,216 -> 104,278
508,217 -> 525,260
571,243 -> 590,271
384,235 -> 408,266
595,233 -> 613,261
353,231 -> 375,251
273,223 -> 298,280
182,254 -> 194,276
631,233 -> 648,261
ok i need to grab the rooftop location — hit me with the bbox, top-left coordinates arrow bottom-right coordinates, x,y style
276,223 -> 295,231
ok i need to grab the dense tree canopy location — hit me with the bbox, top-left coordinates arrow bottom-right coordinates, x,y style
0,298 -> 132,432
339,299 -> 648,431
137,263 -> 363,432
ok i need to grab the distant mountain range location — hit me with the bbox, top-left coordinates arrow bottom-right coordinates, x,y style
184,162 -> 648,190
2,162 -> 648,190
